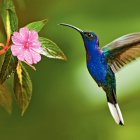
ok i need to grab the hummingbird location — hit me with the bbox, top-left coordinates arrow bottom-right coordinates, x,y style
60,23 -> 140,125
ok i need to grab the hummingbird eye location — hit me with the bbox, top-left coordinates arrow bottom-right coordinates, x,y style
84,32 -> 94,40
88,33 -> 93,38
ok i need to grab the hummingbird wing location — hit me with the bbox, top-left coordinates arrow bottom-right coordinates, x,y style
102,33 -> 140,73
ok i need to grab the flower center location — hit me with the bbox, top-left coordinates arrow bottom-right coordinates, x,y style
25,42 -> 30,49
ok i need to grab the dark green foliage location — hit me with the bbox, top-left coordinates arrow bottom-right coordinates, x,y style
0,0 -> 66,115
14,63 -> 32,115
0,50 -> 16,84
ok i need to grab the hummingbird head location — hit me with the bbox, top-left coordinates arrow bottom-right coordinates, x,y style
59,23 -> 99,49
82,31 -> 98,45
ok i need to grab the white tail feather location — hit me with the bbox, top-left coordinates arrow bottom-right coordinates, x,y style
108,102 -> 124,125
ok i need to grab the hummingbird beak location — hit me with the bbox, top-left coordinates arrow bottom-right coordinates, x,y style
59,23 -> 84,35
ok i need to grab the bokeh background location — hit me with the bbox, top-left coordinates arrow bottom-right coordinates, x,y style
1,0 -> 140,139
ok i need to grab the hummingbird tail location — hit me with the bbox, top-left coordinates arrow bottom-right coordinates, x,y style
107,102 -> 124,125
105,89 -> 124,125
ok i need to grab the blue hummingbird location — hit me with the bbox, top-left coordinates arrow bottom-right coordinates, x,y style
60,23 -> 140,125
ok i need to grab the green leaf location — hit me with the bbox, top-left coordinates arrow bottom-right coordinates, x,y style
39,37 -> 67,60
1,0 -> 18,36
26,19 -> 47,32
0,29 -> 6,43
0,84 -> 12,114
1,4 -> 11,39
14,63 -> 32,116
0,50 -> 16,84
8,9 -> 18,33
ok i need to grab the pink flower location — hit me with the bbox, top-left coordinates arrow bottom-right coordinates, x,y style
11,27 -> 43,64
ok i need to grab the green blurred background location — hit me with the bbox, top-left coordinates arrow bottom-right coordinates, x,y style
1,0 -> 140,139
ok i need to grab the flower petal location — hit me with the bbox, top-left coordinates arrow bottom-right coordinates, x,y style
31,47 -> 43,54
17,53 -> 24,61
12,32 -> 24,45
29,31 -> 38,42
31,41 -> 41,48
11,27 -> 41,64
24,49 -> 33,64
30,50 -> 41,64
11,45 -> 24,56
31,48 -> 43,54
19,27 -> 29,42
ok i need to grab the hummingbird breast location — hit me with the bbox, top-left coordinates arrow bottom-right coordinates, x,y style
87,53 -> 108,85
